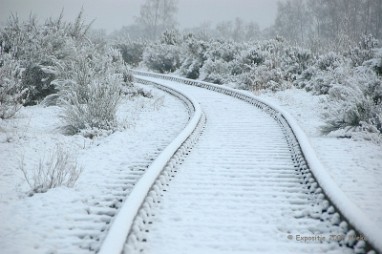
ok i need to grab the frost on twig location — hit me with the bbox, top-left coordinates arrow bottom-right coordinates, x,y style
19,145 -> 83,195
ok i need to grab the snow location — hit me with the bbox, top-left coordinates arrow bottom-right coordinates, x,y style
130,78 -> 354,254
131,72 -> 382,253
257,88 -> 382,251
1,69 -> 381,253
0,84 -> 189,254
99,79 -> 203,254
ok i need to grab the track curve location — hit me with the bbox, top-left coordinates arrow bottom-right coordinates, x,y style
98,77 -> 205,254
99,71 -> 380,254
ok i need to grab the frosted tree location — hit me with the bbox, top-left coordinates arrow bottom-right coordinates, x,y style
274,0 -> 311,44
216,21 -> 233,40
274,0 -> 382,51
368,0 -> 382,39
232,17 -> 244,42
245,21 -> 261,41
135,0 -> 178,40
215,18 -> 260,42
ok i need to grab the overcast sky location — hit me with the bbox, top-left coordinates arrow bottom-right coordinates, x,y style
0,0 -> 281,32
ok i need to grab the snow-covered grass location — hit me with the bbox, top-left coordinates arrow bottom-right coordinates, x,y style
0,84 -> 188,254
258,88 -> 382,230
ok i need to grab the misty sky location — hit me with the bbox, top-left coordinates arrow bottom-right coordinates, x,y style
0,0 -> 281,32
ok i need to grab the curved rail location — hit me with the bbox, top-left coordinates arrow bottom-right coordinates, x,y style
98,79 -> 205,254
131,70 -> 381,254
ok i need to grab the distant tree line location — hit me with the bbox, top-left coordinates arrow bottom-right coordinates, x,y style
114,0 -> 381,53
272,0 -> 382,52
113,0 -> 262,42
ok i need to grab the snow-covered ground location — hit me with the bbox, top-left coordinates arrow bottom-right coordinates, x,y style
258,88 -> 382,230
1,79 -> 381,253
136,79 -> 353,254
0,84 -> 188,254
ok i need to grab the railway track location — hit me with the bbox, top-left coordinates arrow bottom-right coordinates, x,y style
65,82 -> 192,252
99,72 -> 381,254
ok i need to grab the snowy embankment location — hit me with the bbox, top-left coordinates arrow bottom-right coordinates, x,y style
0,84 -> 188,254
258,88 -> 382,230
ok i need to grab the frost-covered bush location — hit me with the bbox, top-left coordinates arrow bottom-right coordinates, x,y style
0,11 -> 92,105
181,59 -> 202,79
0,59 -> 26,119
117,41 -> 146,67
198,40 -> 245,84
53,57 -> 93,105
348,35 -> 380,67
321,95 -> 381,135
317,52 -> 343,71
220,42 -> 242,62
321,67 -> 382,137
160,30 -> 181,46
293,52 -> 348,95
179,36 -> 207,79
19,145 -> 82,194
143,44 -> 181,73
314,41 -> 382,138
202,58 -> 230,84
294,66 -> 317,90
58,48 -> 124,136
123,68 -> 134,85
21,63 -> 58,105
364,47 -> 382,77
253,64 -> 285,91
281,46 -> 313,81
240,45 -> 265,68
61,78 -> 122,136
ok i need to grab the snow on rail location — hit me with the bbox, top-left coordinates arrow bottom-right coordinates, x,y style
132,70 -> 382,254
98,80 -> 203,254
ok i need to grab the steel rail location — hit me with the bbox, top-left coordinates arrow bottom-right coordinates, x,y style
129,70 -> 381,254
98,78 -> 205,254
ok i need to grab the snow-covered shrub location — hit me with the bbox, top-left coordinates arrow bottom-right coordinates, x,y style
317,52 -> 343,71
257,38 -> 284,69
61,77 -> 122,136
0,11 -> 93,105
240,45 -> 265,68
235,64 -> 257,90
321,69 -> 382,137
348,35 -> 380,67
229,58 -> 245,76
181,60 -> 202,79
220,42 -> 242,62
123,68 -> 134,85
160,30 -> 181,46
67,8 -> 93,42
365,79 -> 382,105
52,57 -> 94,106
117,41 -> 146,67
321,96 -> 380,135
179,36 -> 207,79
253,64 -> 285,92
197,40 -> 244,83
19,145 -> 83,194
281,46 -> 313,81
21,63 -> 58,105
364,47 -> 382,77
316,45 -> 382,137
294,52 -> 348,95
46,41 -> 126,137
294,66 -> 317,90
0,60 -> 26,119
143,44 -> 181,73
202,58 -> 230,84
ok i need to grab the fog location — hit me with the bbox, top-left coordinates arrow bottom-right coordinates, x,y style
0,0 -> 280,32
